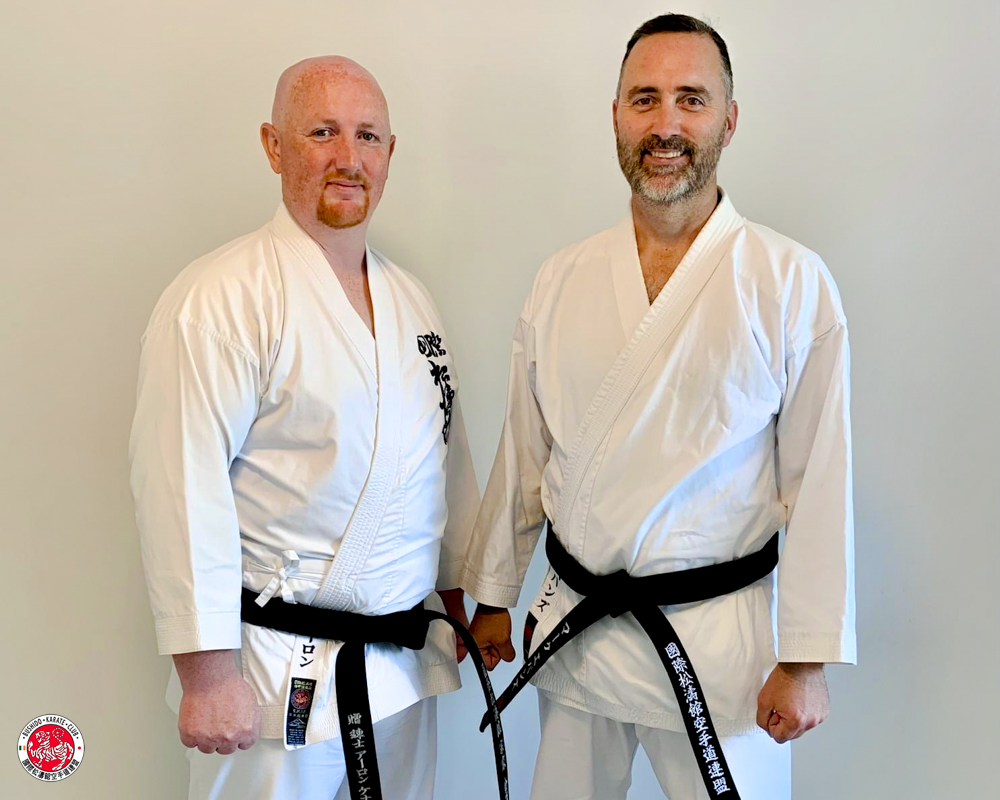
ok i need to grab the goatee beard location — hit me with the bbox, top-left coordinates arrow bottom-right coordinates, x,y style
616,126 -> 726,205
316,195 -> 369,229
316,172 -> 370,229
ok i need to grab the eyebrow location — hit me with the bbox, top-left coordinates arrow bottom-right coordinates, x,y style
625,86 -> 660,101
677,85 -> 712,100
625,84 -> 714,102
314,119 -> 381,129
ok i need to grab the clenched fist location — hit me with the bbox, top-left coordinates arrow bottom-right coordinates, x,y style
469,605 -> 516,671
173,650 -> 261,755
756,662 -> 830,744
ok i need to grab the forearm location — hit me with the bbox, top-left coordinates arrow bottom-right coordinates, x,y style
438,588 -> 465,616
775,662 -> 825,680
775,323 -> 855,664
461,317 -> 551,607
172,650 -> 241,692
130,319 -> 258,656
437,399 -> 481,590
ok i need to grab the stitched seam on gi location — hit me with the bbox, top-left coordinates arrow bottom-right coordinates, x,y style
785,321 -> 846,361
142,317 -> 261,367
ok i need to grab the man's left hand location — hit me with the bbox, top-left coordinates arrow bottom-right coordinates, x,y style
755,662 -> 829,743
438,588 -> 470,663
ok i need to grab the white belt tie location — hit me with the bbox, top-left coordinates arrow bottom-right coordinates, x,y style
255,549 -> 300,607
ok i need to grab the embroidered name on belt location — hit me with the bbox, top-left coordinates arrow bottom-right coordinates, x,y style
417,332 -> 454,443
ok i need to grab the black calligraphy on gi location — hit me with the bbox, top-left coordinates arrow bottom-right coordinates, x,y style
417,332 -> 455,444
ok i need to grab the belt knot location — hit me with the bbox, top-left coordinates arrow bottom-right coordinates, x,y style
602,569 -> 634,618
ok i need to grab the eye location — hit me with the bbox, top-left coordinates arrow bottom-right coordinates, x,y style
359,131 -> 380,142
633,96 -> 655,107
683,96 -> 706,107
310,128 -> 334,138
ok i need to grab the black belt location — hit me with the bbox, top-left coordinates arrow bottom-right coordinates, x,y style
480,524 -> 779,800
241,588 -> 508,800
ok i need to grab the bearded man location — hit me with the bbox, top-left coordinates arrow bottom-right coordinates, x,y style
130,56 -> 490,800
462,14 -> 855,800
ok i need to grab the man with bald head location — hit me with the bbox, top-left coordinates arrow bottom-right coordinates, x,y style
130,57 -> 481,800
462,14 -> 855,800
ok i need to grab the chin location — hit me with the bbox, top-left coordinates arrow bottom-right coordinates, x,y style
317,199 -> 369,229
637,180 -> 687,204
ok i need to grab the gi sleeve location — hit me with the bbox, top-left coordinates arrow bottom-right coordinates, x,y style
129,318 -> 260,655
775,321 -> 857,664
460,315 -> 552,607
436,395 -> 481,590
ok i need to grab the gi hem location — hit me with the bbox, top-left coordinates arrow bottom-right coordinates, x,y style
530,672 -> 765,737
256,661 -> 461,742
458,567 -> 521,608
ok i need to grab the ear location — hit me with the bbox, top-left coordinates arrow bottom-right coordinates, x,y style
612,98 -> 619,138
722,100 -> 738,147
388,133 -> 396,162
260,123 -> 281,174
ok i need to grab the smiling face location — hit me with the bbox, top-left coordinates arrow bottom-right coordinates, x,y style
261,58 -> 394,231
614,33 -> 737,206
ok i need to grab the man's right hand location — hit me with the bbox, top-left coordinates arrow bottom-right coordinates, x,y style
469,605 -> 516,670
173,650 -> 261,755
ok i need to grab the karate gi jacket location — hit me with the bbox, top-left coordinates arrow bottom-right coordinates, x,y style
461,191 -> 855,735
130,204 -> 479,743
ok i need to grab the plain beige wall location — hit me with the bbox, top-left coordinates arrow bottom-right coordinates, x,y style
2,1 -> 997,797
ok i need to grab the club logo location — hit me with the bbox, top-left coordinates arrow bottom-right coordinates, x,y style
17,715 -> 84,782
291,688 -> 312,709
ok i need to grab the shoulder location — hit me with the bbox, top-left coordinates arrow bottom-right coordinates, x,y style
737,220 -> 847,351
142,223 -> 284,359
371,247 -> 448,329
522,225 -> 618,321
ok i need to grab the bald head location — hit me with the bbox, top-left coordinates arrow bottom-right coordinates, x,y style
271,56 -> 389,132
261,56 -> 396,237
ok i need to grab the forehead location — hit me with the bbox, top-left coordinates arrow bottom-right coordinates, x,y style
286,69 -> 388,125
621,32 -> 725,91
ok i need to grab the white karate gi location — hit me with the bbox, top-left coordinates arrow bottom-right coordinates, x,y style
129,203 -> 478,797
461,191 -> 854,799
188,698 -> 438,800
531,694 -> 789,800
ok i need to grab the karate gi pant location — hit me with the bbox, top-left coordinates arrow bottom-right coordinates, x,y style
188,697 -> 436,800
530,694 -> 790,800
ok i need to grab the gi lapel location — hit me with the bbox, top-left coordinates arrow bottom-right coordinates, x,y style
553,193 -> 744,550
271,204 -> 378,375
609,216 -> 650,344
312,248 -> 403,611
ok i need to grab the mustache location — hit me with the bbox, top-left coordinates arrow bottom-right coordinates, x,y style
637,135 -> 696,156
323,170 -> 369,187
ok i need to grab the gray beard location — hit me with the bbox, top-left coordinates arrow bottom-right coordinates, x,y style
616,126 -> 726,205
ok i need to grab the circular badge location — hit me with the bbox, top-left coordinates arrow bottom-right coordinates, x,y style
291,688 -> 311,709
17,715 -> 84,781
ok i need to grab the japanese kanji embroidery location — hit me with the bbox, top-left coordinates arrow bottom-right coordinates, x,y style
417,332 -> 454,443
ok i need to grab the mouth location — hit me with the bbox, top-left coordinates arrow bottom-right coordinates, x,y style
643,149 -> 689,165
327,180 -> 364,191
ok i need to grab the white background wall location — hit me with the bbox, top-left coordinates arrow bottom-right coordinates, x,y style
2,0 -> 997,797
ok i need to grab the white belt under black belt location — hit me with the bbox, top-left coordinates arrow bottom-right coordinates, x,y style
241,589 -> 509,800
480,523 -> 780,800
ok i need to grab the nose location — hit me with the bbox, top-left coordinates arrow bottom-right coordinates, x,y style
647,102 -> 683,139
330,135 -> 361,173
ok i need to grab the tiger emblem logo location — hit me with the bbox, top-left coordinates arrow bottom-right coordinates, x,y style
18,716 -> 84,781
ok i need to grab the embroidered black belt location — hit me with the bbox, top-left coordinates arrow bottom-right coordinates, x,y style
241,589 -> 508,800
479,525 -> 780,800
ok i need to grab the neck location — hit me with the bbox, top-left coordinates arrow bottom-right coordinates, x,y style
630,180 -> 721,249
284,202 -> 369,273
